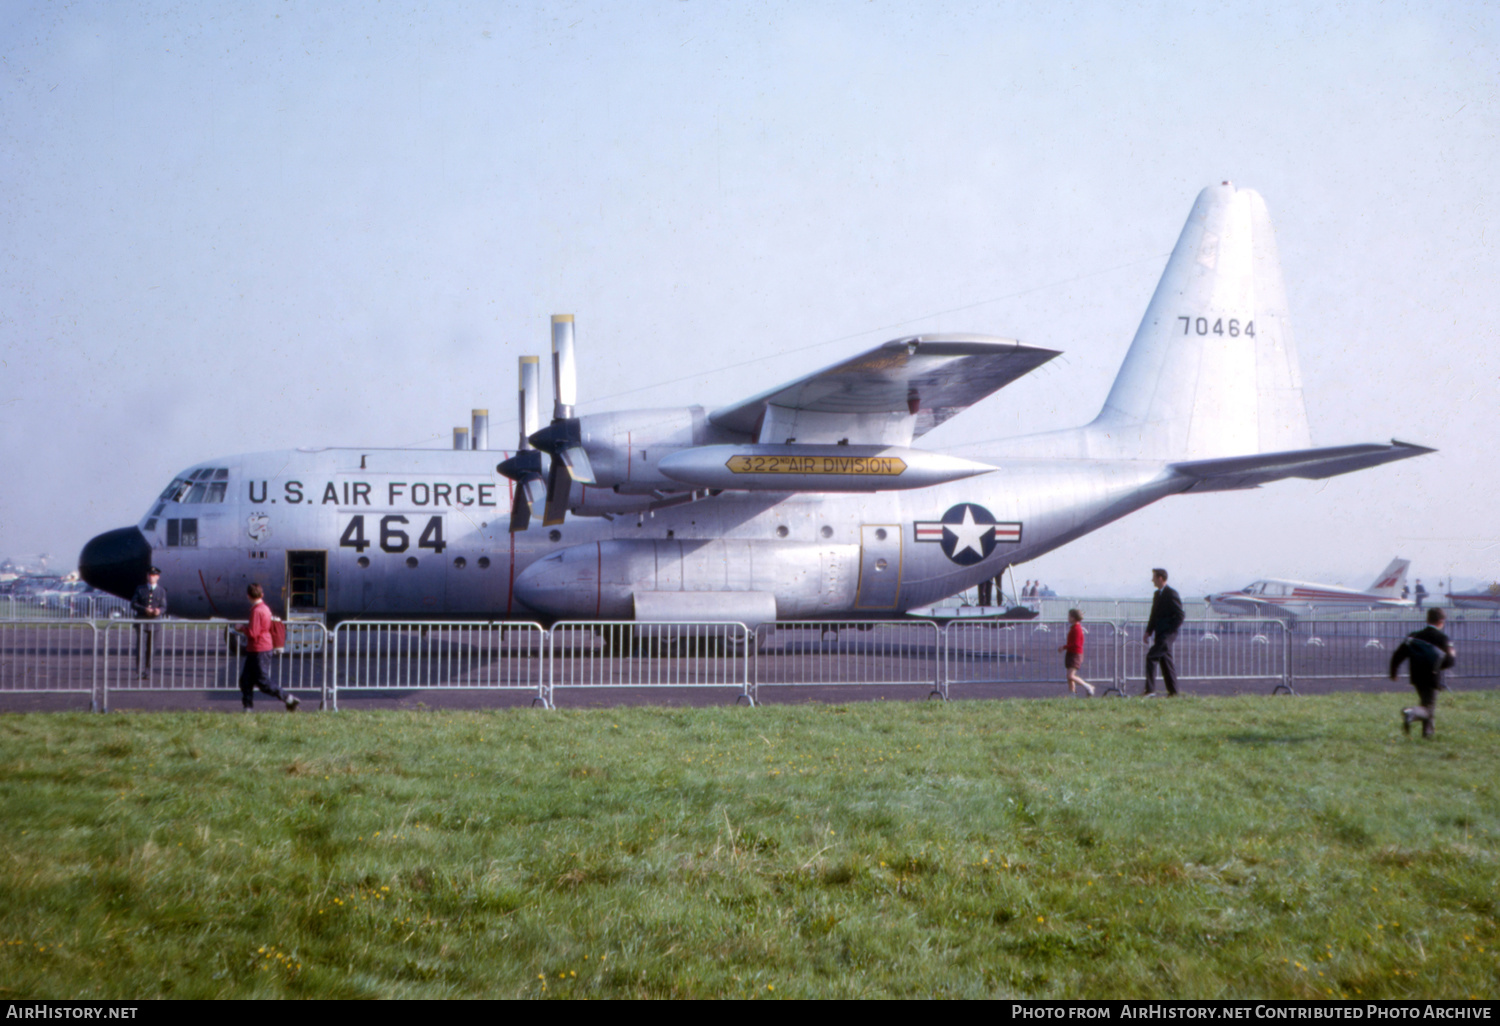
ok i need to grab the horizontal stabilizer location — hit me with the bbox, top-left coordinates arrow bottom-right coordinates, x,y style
1171,439 -> 1434,492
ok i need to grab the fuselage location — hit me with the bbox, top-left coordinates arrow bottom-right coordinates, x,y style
80,445 -> 1185,624
1448,585 -> 1500,611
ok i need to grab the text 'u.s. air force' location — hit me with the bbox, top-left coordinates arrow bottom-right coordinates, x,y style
247,481 -> 498,508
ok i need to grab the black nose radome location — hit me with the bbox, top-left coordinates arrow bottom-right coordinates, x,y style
79,527 -> 153,599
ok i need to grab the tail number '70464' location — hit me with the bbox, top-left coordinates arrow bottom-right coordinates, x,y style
1178,316 -> 1254,337
339,514 -> 446,555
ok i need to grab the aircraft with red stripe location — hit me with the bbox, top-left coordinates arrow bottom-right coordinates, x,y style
1205,558 -> 1412,620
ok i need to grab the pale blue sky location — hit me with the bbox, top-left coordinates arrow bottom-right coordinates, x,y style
3,1 -> 1497,595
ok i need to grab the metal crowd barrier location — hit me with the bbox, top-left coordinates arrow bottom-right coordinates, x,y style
329,621 -> 547,710
753,620 -> 944,699
1118,618 -> 1290,694
945,618 -> 1124,695
1290,618 -> 1500,682
0,621 -> 100,706
0,595 -> 133,621
9,613 -> 1500,713
99,620 -> 331,712
549,621 -> 752,707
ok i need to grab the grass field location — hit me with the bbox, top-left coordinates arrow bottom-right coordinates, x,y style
1,692 -> 1497,999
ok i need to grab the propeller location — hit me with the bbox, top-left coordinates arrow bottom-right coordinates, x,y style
527,314 -> 597,526
496,356 -> 548,533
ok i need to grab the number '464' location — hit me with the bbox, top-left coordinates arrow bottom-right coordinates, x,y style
340,514 -> 446,554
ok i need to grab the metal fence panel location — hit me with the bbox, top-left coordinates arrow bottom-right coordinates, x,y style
100,620 -> 330,711
0,595 -> 133,621
1291,618 -> 1500,681
0,621 -> 98,700
331,621 -> 546,708
1119,618 -> 1288,689
548,621 -> 751,706
753,621 -> 943,697
944,619 -> 1121,692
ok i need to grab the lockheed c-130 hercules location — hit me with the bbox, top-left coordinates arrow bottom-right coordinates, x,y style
79,183 -> 1432,626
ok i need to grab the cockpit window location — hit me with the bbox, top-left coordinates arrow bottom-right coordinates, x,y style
161,469 -> 230,503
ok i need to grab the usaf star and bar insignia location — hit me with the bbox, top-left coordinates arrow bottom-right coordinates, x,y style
913,503 -> 1021,566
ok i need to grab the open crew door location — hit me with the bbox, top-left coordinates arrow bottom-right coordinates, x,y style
285,550 -> 328,613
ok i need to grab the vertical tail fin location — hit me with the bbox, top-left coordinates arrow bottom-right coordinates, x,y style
1368,558 -> 1410,597
1092,182 -> 1312,460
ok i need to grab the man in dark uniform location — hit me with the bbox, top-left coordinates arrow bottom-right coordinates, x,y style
130,566 -> 168,680
1390,607 -> 1455,738
1143,567 -> 1184,696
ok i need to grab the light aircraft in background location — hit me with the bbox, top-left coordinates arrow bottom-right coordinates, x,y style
79,183 -> 1433,627
1205,558 -> 1413,620
1447,582 -> 1500,614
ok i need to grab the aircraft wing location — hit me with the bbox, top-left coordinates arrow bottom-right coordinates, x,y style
709,334 -> 1060,442
1171,440 -> 1435,492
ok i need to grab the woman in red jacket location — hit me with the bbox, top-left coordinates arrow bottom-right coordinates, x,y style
235,583 -> 300,712
1059,608 -> 1095,696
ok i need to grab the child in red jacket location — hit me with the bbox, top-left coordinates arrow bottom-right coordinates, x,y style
1058,608 -> 1095,696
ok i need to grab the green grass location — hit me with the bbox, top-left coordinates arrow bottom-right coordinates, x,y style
1,692 -> 1497,999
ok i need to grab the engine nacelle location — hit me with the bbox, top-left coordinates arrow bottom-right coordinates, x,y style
577,407 -> 746,492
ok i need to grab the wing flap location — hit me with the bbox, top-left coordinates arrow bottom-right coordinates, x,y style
1172,439 -> 1434,492
709,334 -> 1059,443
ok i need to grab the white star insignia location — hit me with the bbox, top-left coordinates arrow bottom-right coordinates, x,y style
945,505 -> 993,557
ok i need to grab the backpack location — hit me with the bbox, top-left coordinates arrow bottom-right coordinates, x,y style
1405,634 -> 1445,675
270,618 -> 287,651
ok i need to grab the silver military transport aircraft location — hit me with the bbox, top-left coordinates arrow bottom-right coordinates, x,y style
79,183 -> 1432,626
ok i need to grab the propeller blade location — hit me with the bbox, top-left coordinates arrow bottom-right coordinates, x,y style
543,458 -> 573,526
559,444 -> 596,486
518,355 -> 541,444
508,484 -> 533,533
551,315 -> 577,417
496,438 -> 546,533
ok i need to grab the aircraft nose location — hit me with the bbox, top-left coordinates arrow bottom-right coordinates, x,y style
78,526 -> 153,599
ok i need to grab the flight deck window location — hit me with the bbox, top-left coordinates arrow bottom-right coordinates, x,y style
161,469 -> 229,504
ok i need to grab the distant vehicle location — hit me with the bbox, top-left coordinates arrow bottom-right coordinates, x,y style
1205,558 -> 1412,620
1447,583 -> 1500,614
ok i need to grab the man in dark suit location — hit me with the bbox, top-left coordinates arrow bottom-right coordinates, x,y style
131,567 -> 168,680
1143,567 -> 1184,696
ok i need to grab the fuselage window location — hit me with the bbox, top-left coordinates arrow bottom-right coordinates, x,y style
165,518 -> 199,547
